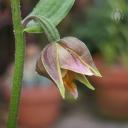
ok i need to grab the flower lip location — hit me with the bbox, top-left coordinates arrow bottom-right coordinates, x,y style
63,71 -> 78,99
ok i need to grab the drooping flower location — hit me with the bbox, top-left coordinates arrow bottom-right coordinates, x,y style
36,37 -> 101,99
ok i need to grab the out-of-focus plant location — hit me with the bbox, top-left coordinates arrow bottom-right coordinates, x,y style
73,0 -> 128,65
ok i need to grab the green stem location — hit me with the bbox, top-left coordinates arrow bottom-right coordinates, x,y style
23,16 -> 60,42
7,0 -> 25,128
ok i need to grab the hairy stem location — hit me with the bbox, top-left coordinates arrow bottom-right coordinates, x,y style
7,0 -> 25,127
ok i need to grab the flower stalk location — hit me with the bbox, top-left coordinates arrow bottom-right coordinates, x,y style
7,0 -> 25,127
23,16 -> 60,42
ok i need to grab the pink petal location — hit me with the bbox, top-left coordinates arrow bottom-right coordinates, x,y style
60,37 -> 101,77
41,43 -> 65,98
57,44 -> 93,75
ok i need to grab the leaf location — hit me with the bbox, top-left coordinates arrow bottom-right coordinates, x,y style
22,0 -> 75,33
75,74 -> 95,90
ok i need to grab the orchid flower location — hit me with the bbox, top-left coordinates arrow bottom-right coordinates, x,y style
36,36 -> 101,99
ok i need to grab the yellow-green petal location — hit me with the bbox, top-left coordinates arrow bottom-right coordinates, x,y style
75,74 -> 95,90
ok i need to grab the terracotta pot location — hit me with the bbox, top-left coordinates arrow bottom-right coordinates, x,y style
91,56 -> 128,119
19,85 -> 61,128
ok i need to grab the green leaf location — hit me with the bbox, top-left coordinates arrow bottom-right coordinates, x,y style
22,0 -> 75,33
75,74 -> 95,90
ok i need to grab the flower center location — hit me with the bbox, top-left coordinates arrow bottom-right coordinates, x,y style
63,71 -> 75,90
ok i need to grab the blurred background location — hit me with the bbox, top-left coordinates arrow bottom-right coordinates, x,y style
0,0 -> 128,128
